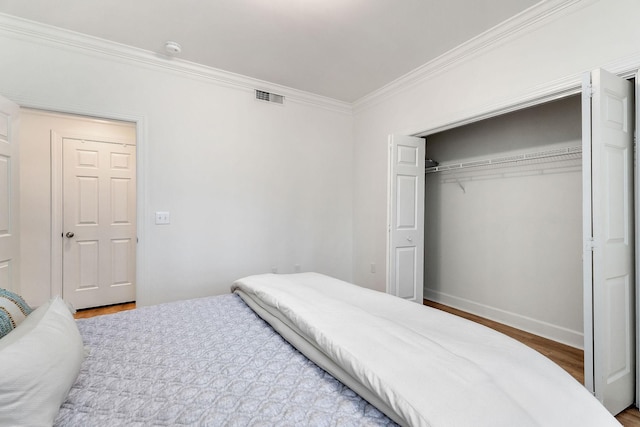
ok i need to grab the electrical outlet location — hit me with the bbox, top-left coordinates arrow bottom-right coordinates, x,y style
155,211 -> 170,225
294,264 -> 301,273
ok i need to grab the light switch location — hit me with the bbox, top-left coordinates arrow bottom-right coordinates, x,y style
155,211 -> 170,225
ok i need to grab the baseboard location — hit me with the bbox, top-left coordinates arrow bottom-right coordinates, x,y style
424,288 -> 584,349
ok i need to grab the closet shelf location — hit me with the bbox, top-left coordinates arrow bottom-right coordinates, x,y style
425,145 -> 582,174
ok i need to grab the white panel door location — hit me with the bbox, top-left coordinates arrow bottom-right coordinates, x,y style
583,68 -> 635,415
388,134 -> 425,303
0,96 -> 19,293
63,138 -> 136,309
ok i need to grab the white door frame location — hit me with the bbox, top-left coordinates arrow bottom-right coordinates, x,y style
582,72 -> 595,393
51,130 -> 137,302
5,97 -> 148,305
635,75 -> 640,408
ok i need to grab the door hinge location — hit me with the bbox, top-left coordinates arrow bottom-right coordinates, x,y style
584,84 -> 594,98
585,236 -> 596,251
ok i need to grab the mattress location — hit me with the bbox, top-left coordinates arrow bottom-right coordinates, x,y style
54,293 -> 397,426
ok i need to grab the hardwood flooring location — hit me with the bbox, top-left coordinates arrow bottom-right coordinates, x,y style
73,302 -> 135,319
73,299 -> 640,425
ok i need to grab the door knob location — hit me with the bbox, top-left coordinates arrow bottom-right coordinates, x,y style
65,232 -> 75,238
406,237 -> 413,242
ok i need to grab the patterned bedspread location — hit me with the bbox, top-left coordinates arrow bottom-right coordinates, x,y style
54,294 -> 397,426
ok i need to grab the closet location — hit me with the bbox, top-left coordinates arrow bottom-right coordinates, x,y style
423,95 -> 583,347
386,69 -> 635,414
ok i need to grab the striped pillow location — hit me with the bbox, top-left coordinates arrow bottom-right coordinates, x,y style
0,289 -> 34,339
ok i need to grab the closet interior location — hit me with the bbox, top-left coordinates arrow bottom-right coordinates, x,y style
424,94 -> 583,348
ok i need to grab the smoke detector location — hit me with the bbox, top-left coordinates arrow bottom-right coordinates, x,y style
164,41 -> 182,55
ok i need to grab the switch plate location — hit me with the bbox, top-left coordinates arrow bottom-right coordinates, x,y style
155,211 -> 170,225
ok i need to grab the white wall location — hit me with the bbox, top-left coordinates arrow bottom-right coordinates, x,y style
352,0 -> 640,340
425,96 -> 583,347
0,19 -> 354,306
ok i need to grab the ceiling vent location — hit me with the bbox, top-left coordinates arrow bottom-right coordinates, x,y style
255,90 -> 284,105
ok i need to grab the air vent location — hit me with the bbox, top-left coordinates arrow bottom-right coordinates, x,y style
255,90 -> 284,104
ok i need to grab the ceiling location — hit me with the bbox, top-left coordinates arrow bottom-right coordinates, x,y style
0,0 -> 539,102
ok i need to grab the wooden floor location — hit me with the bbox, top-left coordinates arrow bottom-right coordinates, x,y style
74,302 -> 135,319
75,300 -> 640,425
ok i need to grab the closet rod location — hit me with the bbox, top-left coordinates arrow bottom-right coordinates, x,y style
425,145 -> 582,174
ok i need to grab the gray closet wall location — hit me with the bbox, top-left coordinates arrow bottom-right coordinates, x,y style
425,95 -> 583,347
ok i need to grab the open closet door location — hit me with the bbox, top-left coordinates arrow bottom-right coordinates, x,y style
387,135 -> 425,303
583,68 -> 635,415
0,95 -> 20,293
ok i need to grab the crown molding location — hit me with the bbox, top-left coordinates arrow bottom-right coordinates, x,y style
403,49 -> 640,137
0,13 -> 352,115
353,0 -> 596,114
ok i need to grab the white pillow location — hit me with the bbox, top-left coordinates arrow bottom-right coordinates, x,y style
0,296 -> 85,426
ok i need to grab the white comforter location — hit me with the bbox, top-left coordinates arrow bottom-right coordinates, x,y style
232,272 -> 620,427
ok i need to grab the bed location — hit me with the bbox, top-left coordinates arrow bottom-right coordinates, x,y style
0,273 -> 622,426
